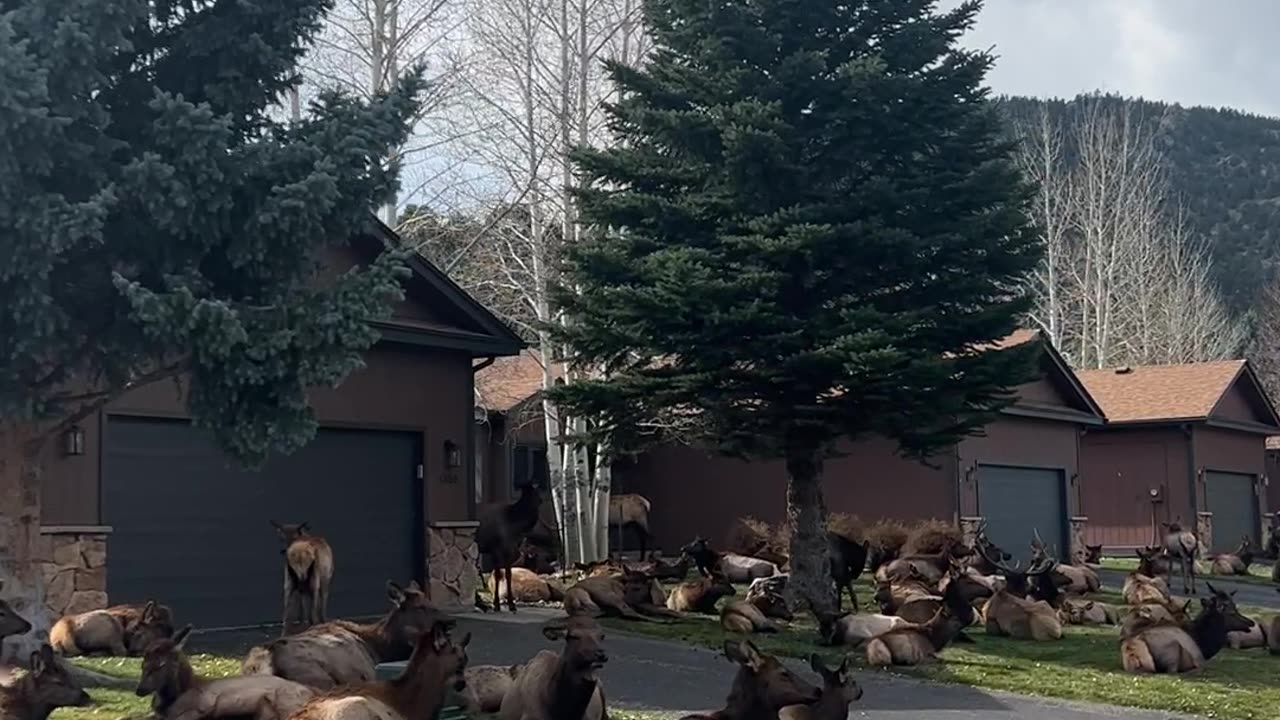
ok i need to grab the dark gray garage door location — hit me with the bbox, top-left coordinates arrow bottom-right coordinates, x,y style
103,416 -> 422,629
977,465 -> 1066,565
1204,471 -> 1257,554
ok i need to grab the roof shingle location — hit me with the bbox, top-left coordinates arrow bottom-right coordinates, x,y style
475,350 -> 545,412
1075,360 -> 1246,423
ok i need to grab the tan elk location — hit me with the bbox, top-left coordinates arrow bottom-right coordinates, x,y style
242,580 -> 445,690
478,485 -> 543,613
0,645 -> 90,720
720,600 -> 779,634
865,605 -> 967,666
1119,599 -> 1192,638
1209,535 -> 1255,576
286,621 -> 470,720
461,664 -> 520,715
777,655 -> 861,720
489,568 -> 565,604
1029,529 -> 1100,594
562,574 -> 666,622
498,614 -> 610,720
745,575 -> 792,621
137,625 -> 315,720
609,494 -> 654,559
272,521 -> 335,635
1161,521 -> 1200,594
1122,569 -> 1171,607
677,640 -> 821,720
979,550 -> 1063,642
1061,599 -> 1119,626
816,611 -> 910,647
1121,583 -> 1253,673
50,608 -> 131,657
667,573 -> 736,614
682,537 -> 778,583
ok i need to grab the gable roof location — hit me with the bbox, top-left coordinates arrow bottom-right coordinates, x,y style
997,329 -> 1106,424
355,218 -> 525,357
1076,360 -> 1280,431
476,350 -> 547,412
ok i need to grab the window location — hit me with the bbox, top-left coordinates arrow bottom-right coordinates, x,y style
512,444 -> 549,490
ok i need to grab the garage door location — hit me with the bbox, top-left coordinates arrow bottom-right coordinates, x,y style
977,465 -> 1066,565
103,416 -> 423,629
1204,471 -> 1257,554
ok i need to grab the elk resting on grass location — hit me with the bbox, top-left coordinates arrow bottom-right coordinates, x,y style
1135,546 -> 1172,577
979,550 -> 1063,642
777,655 -> 862,720
1120,582 -> 1253,673
1119,600 -> 1192,638
1029,529 -> 1100,595
667,573 -> 736,614
105,601 -> 177,655
489,568 -> 566,604
272,520 -> 335,635
865,605 -> 967,666
967,522 -> 1012,576
682,537 -> 778,583
137,625 -> 316,720
1162,521 -> 1200,594
720,600 -> 779,634
242,580 -> 446,689
745,575 -> 792,621
677,640 -> 821,720
1061,599 -> 1119,626
286,621 -> 469,720
462,664 -> 520,715
1083,544 -> 1104,565
1122,567 -> 1171,607
1227,612 -> 1268,649
815,612 -> 910,647
498,614 -> 609,720
562,575 -> 662,622
50,608 -> 132,657
0,645 -> 90,720
1210,535 -> 1255,576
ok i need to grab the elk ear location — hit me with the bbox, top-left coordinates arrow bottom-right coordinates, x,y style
298,522 -> 310,534
172,625 -> 193,649
32,644 -> 56,676
387,581 -> 407,604
270,520 -> 284,534
431,622 -> 451,652
142,601 -> 157,623
406,580 -> 423,594
542,619 -> 568,641
724,640 -> 764,670
458,632 -> 472,649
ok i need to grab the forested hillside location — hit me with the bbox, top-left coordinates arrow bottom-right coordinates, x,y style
999,95 -> 1280,314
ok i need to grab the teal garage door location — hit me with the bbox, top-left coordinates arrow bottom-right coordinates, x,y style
977,465 -> 1066,565
1204,471 -> 1257,554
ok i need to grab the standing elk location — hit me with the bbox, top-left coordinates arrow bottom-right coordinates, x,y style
0,645 -> 90,720
1120,583 -> 1253,674
608,494 -> 654,559
677,640 -> 820,720
827,533 -> 868,614
498,614 -> 610,720
478,485 -> 544,613
271,521 -> 335,635
777,655 -> 861,720
1161,521 -> 1200,594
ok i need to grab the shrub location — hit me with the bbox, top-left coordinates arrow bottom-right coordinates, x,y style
902,519 -> 965,555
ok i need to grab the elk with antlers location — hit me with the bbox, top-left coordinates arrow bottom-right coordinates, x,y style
1029,529 -> 1100,595
1210,535 -> 1255,576
978,546 -> 1063,642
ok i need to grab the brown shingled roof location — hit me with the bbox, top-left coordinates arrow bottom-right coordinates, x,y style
475,350 -> 546,412
1075,360 -> 1246,423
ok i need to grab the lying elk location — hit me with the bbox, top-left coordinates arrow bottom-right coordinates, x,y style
288,621 -> 470,720
1120,599 -> 1193,639
816,611 -> 911,648
490,568 -> 565,604
677,640 -> 821,720
478,484 -> 543,613
461,664 -> 520,715
51,603 -> 170,658
498,614 -> 609,720
272,521 -> 335,635
1121,583 -> 1253,674
980,549 -> 1063,642
1082,544 -> 1104,565
138,625 -> 315,720
562,574 -> 664,621
105,601 -> 177,655
777,655 -> 861,720
880,536 -> 973,586
0,645 -> 90,720
966,520 -> 1012,575
1061,599 -> 1120,626
629,552 -> 690,582
1210,535 -> 1255,576
745,575 -> 792,621
720,600 -> 780,634
242,580 -> 446,689
865,604 -> 968,666
1029,529 -> 1100,595
667,573 -> 736,614
609,493 -> 654,559
682,537 -> 778,583
1161,521 -> 1200,595
1135,545 -> 1172,577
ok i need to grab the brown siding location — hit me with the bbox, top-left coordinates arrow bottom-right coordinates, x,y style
1015,376 -> 1070,406
1080,427 -> 1188,548
41,345 -> 475,525
1192,426 -> 1265,523
957,417 -> 1080,517
611,437 -> 955,551
1212,382 -> 1264,425
1267,449 -> 1280,512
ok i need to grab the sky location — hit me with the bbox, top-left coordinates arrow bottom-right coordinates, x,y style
947,0 -> 1280,119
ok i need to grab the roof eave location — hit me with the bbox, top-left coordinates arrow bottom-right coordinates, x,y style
1002,403 -> 1105,426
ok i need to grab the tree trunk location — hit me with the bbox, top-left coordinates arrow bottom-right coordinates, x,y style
0,424 -> 49,662
784,442 -> 832,616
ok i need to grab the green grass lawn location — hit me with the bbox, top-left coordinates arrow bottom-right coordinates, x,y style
600,577 -> 1280,720
1100,557 -> 1277,587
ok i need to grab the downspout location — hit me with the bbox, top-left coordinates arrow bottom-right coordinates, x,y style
1182,423 -> 1197,524
469,357 -> 497,520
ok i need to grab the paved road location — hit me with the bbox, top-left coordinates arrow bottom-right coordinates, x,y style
1096,569 -> 1280,610
196,608 -> 1194,720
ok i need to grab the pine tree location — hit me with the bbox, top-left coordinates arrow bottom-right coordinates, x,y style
0,0 -> 422,637
553,0 -> 1042,611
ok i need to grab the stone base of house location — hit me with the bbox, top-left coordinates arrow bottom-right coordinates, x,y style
35,526 -> 110,620
959,516 -> 984,548
1263,512 -> 1275,552
1069,516 -> 1088,564
426,522 -> 480,611
1196,512 -> 1213,554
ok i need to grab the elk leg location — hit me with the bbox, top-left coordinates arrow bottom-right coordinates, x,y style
313,579 -> 328,625
505,562 -> 518,613
637,524 -> 647,561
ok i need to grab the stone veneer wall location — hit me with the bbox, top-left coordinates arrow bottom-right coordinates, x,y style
36,527 -> 109,619
426,521 -> 480,611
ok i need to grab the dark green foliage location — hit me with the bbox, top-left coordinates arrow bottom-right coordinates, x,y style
0,0 -> 423,465
999,94 -> 1280,314
552,0 -> 1042,461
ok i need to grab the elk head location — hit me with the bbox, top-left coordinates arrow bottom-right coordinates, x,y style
723,639 -> 820,709
410,620 -> 471,693
543,614 -> 608,680
808,653 -> 862,705
126,601 -> 176,655
136,625 -> 193,698
270,521 -> 311,552
1203,582 -> 1253,634
387,580 -> 451,652
1083,544 -> 1103,564
0,595 -> 33,640
25,644 -> 90,710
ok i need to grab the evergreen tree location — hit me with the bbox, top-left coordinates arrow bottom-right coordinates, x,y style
0,0 -> 422,632
553,0 -> 1042,610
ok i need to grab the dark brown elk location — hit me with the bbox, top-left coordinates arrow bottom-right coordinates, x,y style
677,640 -> 821,720
1135,546 -> 1172,577
1121,583 -> 1253,673
1028,529 -> 1101,596
967,522 -> 1012,575
105,601 -> 175,655
1209,535 -> 1255,576
287,621 -> 470,720
609,493 -> 654,559
272,521 -> 335,635
137,624 -> 316,719
865,604 -> 967,666
498,614 -> 609,720
629,552 -> 690,582
1082,544 -> 1104,565
667,573 -> 736,614
777,655 -> 861,720
827,533 -> 868,614
1161,521 -> 1200,594
720,600 -> 779,634
478,484 -> 544,613
515,539 -> 557,575
242,580 -> 446,689
880,537 -> 970,587
0,645 -> 90,720
461,664 -> 520,715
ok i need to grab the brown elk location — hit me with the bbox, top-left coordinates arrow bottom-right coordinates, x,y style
682,537 -> 778,583
137,624 -> 316,720
720,600 -> 779,634
1082,544 -> 1104,565
979,550 -> 1063,642
1119,599 -> 1192,638
967,521 -> 1012,575
287,621 -> 470,720
777,655 -> 861,720
498,614 -> 610,720
865,604 -> 967,666
0,645 -> 90,720
1028,529 -> 1100,595
242,580 -> 445,690
271,521 -> 335,636
1209,535 -> 1255,576
880,539 -> 969,587
489,568 -> 566,604
105,601 -> 175,655
461,664 -> 520,715
515,539 -> 557,575
639,552 -> 691,582
50,608 -> 131,657
478,485 -> 544,613
1120,583 -> 1253,673
1061,599 -> 1119,626
1122,567 -> 1171,607
745,576 -> 792,621
1161,521 -> 1200,594
815,611 -> 910,647
1134,546 -> 1172,577
667,573 -> 736,614
562,575 -> 661,621
609,493 -> 654,559
677,640 -> 821,720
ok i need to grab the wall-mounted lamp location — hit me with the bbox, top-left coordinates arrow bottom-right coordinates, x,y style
473,406 -> 488,423
63,426 -> 85,456
444,440 -> 461,469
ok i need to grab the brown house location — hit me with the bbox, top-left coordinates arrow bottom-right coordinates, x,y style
474,350 -> 551,506
32,224 -> 523,628
1077,361 -> 1280,554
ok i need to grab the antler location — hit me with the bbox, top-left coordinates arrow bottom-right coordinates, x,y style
978,540 -> 1024,576
1031,527 -> 1045,551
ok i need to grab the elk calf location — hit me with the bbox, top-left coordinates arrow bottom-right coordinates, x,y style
272,521 -> 335,636
498,615 -> 609,720
777,655 -> 861,720
677,640 -> 820,720
0,645 -> 90,720
288,621 -> 469,720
